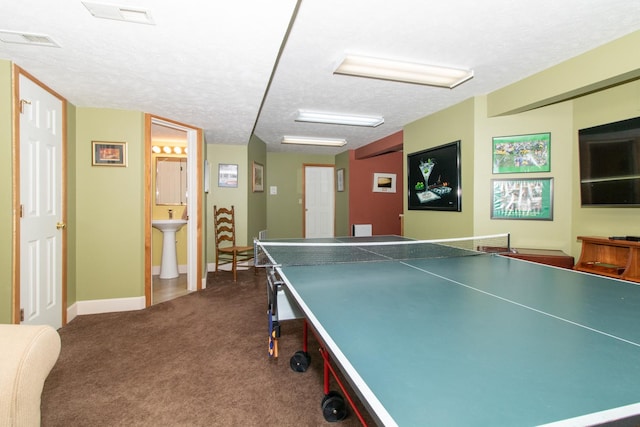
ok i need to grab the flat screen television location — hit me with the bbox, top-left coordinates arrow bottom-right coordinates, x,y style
578,116 -> 640,207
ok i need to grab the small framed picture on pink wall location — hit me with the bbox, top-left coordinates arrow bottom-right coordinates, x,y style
372,173 -> 396,193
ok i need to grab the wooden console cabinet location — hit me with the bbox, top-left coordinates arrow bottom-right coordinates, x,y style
575,236 -> 640,283
501,248 -> 575,269
480,246 -> 575,268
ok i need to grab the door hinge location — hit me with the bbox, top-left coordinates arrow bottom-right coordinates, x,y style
20,308 -> 24,322
20,204 -> 24,218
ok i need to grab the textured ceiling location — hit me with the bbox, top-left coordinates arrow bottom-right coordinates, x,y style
2,0 -> 640,155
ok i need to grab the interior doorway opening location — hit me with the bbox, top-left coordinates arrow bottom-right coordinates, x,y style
145,115 -> 202,306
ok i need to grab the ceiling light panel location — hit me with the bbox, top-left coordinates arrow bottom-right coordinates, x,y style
334,54 -> 473,88
282,136 -> 347,147
0,30 -> 60,47
296,110 -> 384,127
82,2 -> 155,25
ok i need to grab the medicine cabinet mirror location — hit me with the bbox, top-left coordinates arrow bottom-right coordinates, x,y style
156,157 -> 187,205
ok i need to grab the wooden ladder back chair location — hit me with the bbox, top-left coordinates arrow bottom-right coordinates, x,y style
213,205 -> 254,282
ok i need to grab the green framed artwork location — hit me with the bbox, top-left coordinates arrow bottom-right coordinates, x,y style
492,133 -> 550,174
491,178 -> 553,220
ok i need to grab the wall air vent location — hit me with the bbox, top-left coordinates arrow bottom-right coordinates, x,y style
0,30 -> 60,47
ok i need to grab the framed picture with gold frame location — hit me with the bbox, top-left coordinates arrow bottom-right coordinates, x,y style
252,161 -> 264,192
92,141 -> 127,166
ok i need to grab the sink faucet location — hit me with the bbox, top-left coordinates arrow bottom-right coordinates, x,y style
168,209 -> 173,219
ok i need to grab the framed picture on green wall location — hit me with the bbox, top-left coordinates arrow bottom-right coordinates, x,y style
407,140 -> 461,211
92,141 -> 127,166
491,178 -> 553,220
218,163 -> 238,188
336,168 -> 345,192
492,133 -> 550,174
252,161 -> 264,192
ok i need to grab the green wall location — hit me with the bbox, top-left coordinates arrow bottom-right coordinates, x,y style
488,30 -> 640,117
335,151 -> 350,237
0,61 -> 12,323
473,98 -> 575,253
404,98 -> 475,240
205,143 -> 251,268
571,79 -> 640,256
75,108 -> 145,300
266,152 -> 335,239
403,87 -> 639,256
403,30 -> 640,256
247,134 -> 267,242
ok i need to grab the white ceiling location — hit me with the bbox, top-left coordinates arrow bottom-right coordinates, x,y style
2,0 -> 640,155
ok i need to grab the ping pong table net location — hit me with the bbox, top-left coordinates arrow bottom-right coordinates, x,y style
254,233 -> 511,267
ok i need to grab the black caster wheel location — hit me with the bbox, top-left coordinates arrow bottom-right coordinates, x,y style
289,350 -> 311,372
321,391 -> 348,422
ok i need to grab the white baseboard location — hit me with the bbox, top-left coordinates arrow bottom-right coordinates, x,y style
65,262 -> 251,323
68,296 -> 146,320
67,302 -> 78,323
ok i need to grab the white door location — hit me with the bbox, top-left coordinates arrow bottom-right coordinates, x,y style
304,165 -> 335,238
19,74 -> 64,328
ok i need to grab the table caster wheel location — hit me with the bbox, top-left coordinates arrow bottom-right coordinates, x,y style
290,350 -> 311,372
322,391 -> 348,422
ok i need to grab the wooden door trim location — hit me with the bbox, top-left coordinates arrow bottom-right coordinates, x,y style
144,114 -> 203,306
12,65 -> 68,325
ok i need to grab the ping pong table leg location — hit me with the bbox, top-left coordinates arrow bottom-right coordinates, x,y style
290,319 -> 311,372
303,318 -> 308,353
290,319 -> 367,427
290,319 -> 367,425
319,347 -> 366,425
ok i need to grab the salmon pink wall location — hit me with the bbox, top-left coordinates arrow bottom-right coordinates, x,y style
349,138 -> 403,235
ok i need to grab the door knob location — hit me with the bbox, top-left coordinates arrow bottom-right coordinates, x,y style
56,222 -> 66,230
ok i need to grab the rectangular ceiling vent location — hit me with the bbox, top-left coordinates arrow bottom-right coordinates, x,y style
0,30 -> 60,47
82,1 -> 154,25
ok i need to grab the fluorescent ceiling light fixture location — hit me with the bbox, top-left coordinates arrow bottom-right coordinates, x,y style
296,110 -> 384,127
334,54 -> 473,88
282,136 -> 347,147
0,30 -> 60,47
82,2 -> 155,25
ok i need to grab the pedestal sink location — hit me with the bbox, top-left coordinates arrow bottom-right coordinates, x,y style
152,219 -> 188,279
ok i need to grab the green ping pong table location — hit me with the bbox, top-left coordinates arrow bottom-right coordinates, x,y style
258,235 -> 640,426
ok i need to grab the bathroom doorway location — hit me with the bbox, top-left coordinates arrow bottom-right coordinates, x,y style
151,123 -> 187,303
144,114 -> 203,306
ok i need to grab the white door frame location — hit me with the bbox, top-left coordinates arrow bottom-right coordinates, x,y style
13,66 -> 67,326
145,115 -> 203,306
